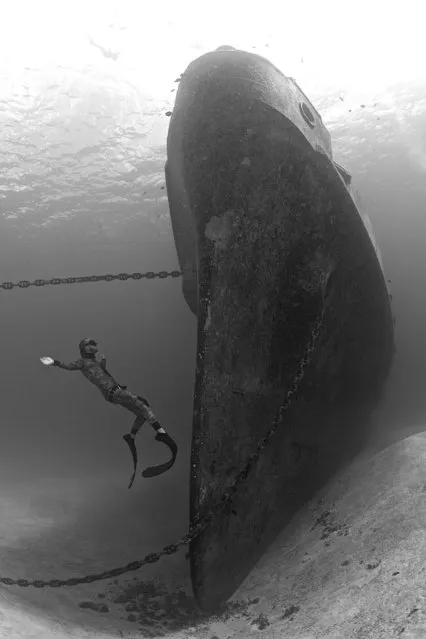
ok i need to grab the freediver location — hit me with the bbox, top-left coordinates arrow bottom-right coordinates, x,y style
40,338 -> 177,488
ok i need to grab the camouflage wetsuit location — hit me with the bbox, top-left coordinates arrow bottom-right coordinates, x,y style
52,355 -> 160,436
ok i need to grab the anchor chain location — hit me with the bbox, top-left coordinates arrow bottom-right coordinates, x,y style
0,270 -> 182,291
0,314 -> 323,590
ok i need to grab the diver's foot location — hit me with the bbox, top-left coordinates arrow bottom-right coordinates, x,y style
123,433 -> 135,443
156,427 -> 166,435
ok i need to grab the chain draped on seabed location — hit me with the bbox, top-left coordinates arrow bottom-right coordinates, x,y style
0,268 -> 323,589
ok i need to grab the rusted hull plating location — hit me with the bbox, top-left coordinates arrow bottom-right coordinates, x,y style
166,47 -> 395,612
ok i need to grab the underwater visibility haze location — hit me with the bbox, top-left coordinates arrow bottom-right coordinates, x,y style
0,1 -> 425,637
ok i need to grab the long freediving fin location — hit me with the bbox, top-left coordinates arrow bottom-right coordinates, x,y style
141,432 -> 178,478
123,434 -> 138,489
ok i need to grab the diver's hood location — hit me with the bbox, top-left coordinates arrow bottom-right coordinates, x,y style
79,338 -> 97,357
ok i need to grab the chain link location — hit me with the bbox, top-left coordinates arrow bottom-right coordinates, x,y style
0,271 -> 182,291
0,312 -> 322,589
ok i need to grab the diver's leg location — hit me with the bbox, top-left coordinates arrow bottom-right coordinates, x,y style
141,404 -> 166,435
150,420 -> 166,435
112,388 -> 167,435
129,417 -> 145,439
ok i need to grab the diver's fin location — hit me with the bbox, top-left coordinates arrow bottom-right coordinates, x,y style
123,434 -> 138,489
141,432 -> 178,478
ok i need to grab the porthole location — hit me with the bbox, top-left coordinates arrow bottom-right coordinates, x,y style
299,102 -> 315,128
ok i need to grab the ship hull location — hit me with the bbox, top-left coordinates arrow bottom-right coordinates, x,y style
166,47 -> 395,612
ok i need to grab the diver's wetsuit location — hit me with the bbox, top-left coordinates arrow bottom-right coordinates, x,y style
52,356 -> 160,437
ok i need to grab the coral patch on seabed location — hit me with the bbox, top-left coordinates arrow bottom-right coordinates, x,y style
86,578 -> 263,637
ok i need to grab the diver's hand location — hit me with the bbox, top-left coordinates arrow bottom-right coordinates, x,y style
40,356 -> 55,366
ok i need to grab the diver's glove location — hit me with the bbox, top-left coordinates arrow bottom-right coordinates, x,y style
40,357 -> 55,366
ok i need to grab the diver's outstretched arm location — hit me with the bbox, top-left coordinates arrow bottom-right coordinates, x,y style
52,359 -> 83,371
40,356 -> 82,371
